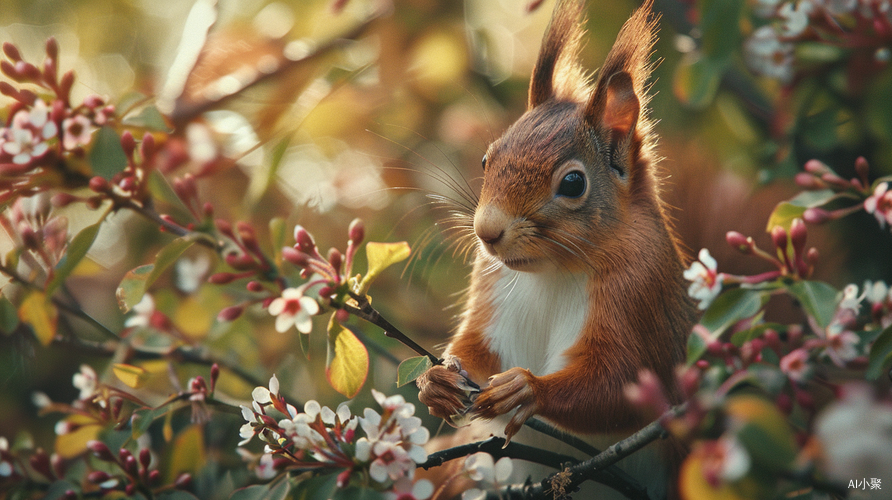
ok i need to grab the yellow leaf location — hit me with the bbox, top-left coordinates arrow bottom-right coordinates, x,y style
357,241 -> 410,294
165,424 -> 206,482
173,296 -> 212,340
19,291 -> 57,346
679,443 -> 761,500
54,415 -> 101,459
112,363 -> 150,389
326,321 -> 369,399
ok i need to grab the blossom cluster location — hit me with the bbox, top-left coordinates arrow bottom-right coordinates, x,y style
745,0 -> 892,84
237,375 -> 432,497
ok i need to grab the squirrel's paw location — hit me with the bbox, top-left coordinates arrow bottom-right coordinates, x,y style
472,367 -> 539,442
416,355 -> 479,425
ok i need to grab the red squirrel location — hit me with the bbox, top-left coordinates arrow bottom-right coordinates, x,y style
417,0 -> 696,455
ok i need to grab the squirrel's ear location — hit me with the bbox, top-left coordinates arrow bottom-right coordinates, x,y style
584,0 -> 656,143
529,0 -> 588,108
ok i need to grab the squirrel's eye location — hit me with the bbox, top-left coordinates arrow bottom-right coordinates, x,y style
481,154 -> 487,171
557,171 -> 586,198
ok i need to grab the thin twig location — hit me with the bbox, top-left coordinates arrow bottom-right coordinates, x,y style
344,291 -> 441,365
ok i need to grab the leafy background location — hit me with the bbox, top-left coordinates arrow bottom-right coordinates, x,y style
1,0 -> 892,496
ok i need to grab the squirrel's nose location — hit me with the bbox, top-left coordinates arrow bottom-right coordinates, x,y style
474,204 -> 511,247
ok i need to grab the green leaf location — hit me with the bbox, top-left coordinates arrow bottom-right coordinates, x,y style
672,55 -> 723,109
332,487 -> 385,500
787,281 -> 839,328
157,492 -> 201,500
47,217 -> 105,296
116,236 -> 198,312
122,105 -> 171,132
867,325 -> 892,380
0,295 -> 19,334
726,395 -> 797,470
131,406 -> 170,439
147,171 -> 192,216
291,473 -> 339,500
766,190 -> 837,231
270,217 -> 287,264
699,0 -> 744,60
89,126 -> 128,180
326,320 -> 369,398
397,355 -> 433,387
356,241 -> 411,294
19,290 -> 57,346
686,329 -> 708,365
700,288 -> 767,337
229,478 -> 290,500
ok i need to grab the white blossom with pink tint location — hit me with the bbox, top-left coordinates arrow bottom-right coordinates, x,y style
462,452 -> 514,500
779,348 -> 811,382
384,477 -> 434,500
744,26 -> 794,83
864,182 -> 892,229
1,101 -> 57,165
815,383 -> 892,483
825,329 -> 860,367
72,364 -> 98,401
267,286 -> 319,333
684,248 -> 724,310
124,294 -> 155,328
61,114 -> 92,150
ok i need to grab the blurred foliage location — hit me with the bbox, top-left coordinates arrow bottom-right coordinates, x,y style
1,0 -> 892,498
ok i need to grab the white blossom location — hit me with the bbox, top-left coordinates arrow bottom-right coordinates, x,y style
267,287 -> 319,333
683,248 -> 723,310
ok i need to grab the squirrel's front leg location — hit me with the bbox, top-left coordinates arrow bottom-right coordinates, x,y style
416,355 -> 479,424
472,367 -> 540,441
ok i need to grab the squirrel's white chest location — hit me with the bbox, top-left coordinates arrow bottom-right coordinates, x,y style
484,268 -> 590,376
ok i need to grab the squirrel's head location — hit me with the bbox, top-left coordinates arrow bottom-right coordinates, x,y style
474,0 -> 662,274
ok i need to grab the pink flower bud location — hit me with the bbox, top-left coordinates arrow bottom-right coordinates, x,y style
855,156 -> 869,180
336,469 -> 352,488
29,450 -> 52,479
348,218 -> 364,244
282,247 -> 310,267
46,38 -> 59,62
83,94 -> 104,108
789,218 -> 807,254
335,308 -> 350,324
175,473 -> 192,489
0,81 -> 15,98
294,225 -> 316,252
770,225 -> 788,252
246,281 -> 263,292
327,247 -> 342,273
59,71 -> 75,100
214,219 -> 233,236
16,61 -> 40,81
0,60 -> 16,80
794,172 -> 822,189
51,454 -> 66,479
725,231 -> 753,254
3,42 -> 22,62
118,176 -> 137,192
62,491 -> 77,500
804,159 -> 830,175
695,359 -> 709,370
87,440 -> 115,462
112,398 -> 124,420
123,455 -> 138,476
43,57 -> 57,82
125,483 -> 136,496
87,471 -> 111,484
121,131 -> 136,158
217,305 -> 244,322
135,133 -> 154,160
202,202 -> 214,219
207,272 -> 238,285
89,176 -> 109,193
806,247 -> 819,266
225,253 -> 255,270
149,469 -> 161,484
210,363 -> 220,390
139,448 -> 151,470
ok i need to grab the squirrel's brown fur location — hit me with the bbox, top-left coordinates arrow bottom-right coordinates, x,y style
417,0 -> 696,496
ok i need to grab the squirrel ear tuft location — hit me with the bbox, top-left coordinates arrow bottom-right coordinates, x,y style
584,0 -> 656,139
528,0 -> 588,108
